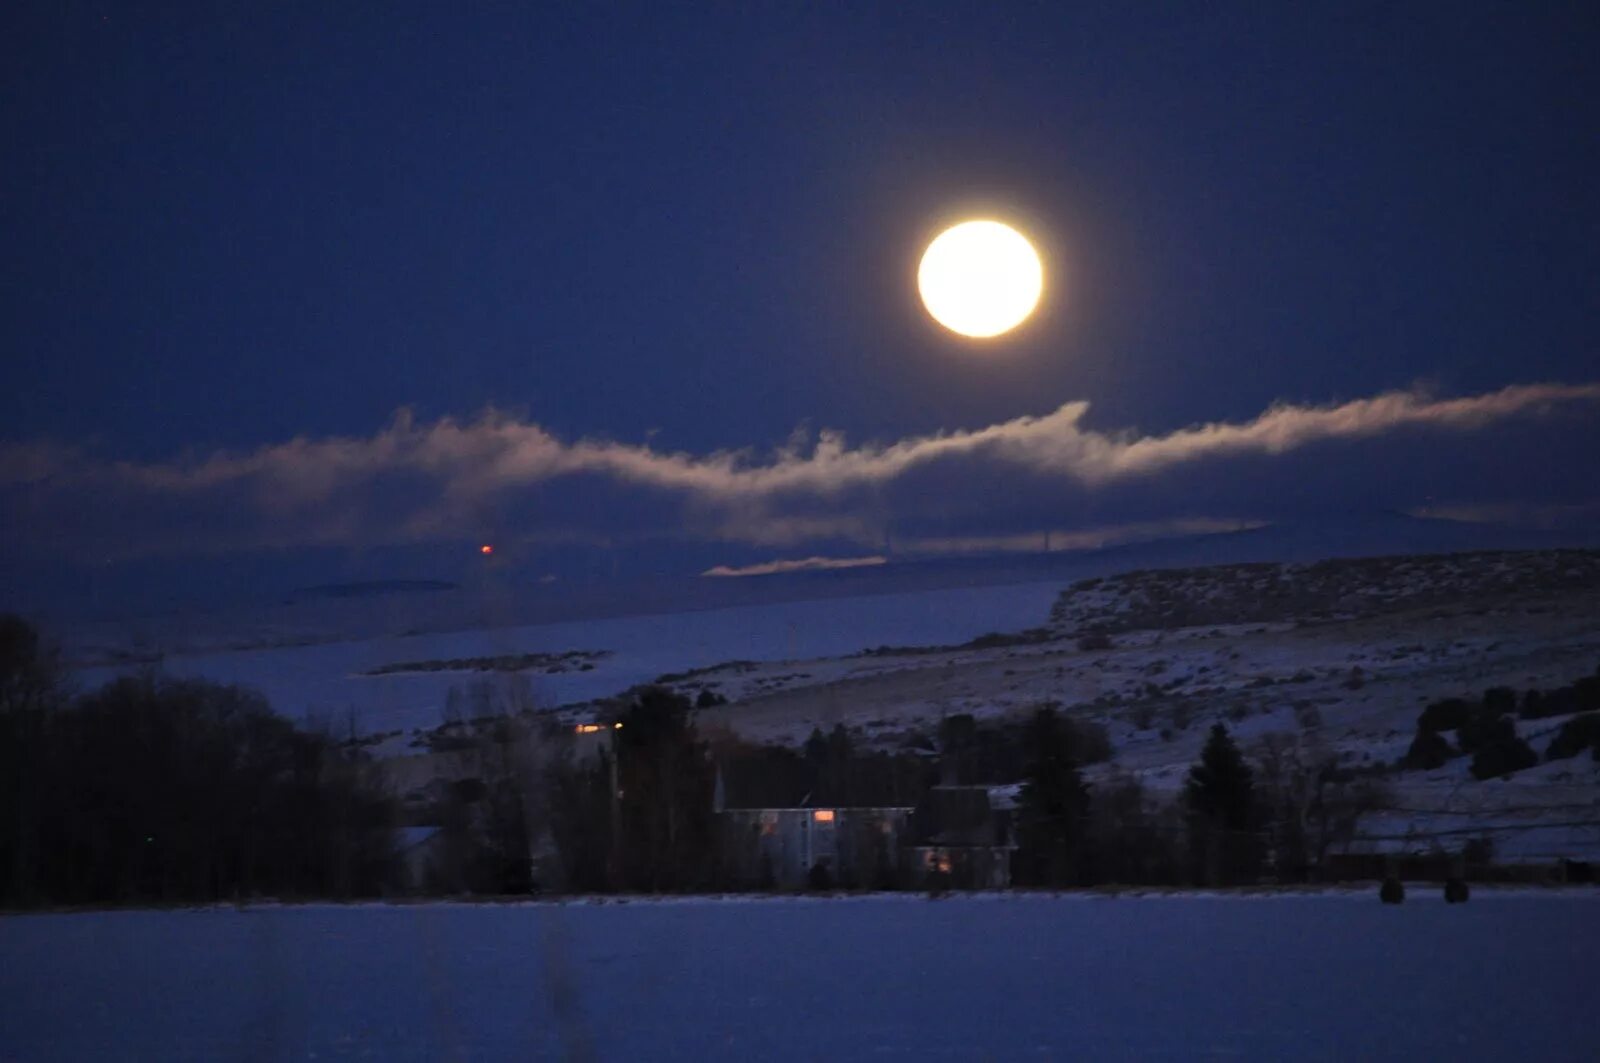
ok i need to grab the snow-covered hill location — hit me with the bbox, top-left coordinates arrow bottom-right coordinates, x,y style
43,511 -> 1600,662
50,527 -> 1600,861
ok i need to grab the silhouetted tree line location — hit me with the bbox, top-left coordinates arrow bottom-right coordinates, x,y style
692,721 -> 929,808
422,714 -> 546,895
1404,666 -> 1600,777
544,687 -> 717,892
4,610 -> 1406,904
932,709 -> 1112,785
521,696 -> 1392,894
1,616 -> 395,908
1546,713 -> 1600,762
1012,710 -> 1390,889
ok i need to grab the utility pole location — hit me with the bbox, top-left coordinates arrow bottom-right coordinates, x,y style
608,726 -> 622,890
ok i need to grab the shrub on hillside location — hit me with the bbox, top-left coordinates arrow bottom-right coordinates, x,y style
1403,728 -> 1455,770
1417,698 -> 1473,733
1068,718 -> 1115,765
1520,676 -> 1600,719
1468,717 -> 1538,779
1481,687 -> 1517,716
1576,675 -> 1600,712
1077,631 -> 1113,652
1462,836 -> 1495,867
1455,702 -> 1510,754
1545,713 -> 1600,761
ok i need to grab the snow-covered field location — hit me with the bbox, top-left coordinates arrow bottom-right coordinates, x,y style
1,893 -> 1594,1061
77,582 -> 1065,739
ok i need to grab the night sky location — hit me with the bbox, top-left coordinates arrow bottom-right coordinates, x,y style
3,4 -> 1597,592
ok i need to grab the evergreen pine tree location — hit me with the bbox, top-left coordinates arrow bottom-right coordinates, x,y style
614,687 -> 716,892
1016,706 -> 1090,887
1185,724 -> 1255,828
1184,724 -> 1260,885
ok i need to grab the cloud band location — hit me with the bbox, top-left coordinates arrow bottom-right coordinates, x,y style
3,381 -> 1595,557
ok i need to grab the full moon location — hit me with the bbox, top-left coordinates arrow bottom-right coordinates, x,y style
917,220 -> 1043,338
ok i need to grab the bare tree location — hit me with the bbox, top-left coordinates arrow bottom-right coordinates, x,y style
1254,732 -> 1391,880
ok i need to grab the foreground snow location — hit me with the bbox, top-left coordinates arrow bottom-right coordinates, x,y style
2,892 -> 1594,1061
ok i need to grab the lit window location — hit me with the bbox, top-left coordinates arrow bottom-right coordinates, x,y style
813,810 -> 834,823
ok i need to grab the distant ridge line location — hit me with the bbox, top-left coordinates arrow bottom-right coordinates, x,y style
287,579 -> 457,601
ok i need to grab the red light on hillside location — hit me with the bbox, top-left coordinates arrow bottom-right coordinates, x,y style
479,544 -> 494,555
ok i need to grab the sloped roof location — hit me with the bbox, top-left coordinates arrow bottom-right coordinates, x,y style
397,826 -> 442,852
716,757 -> 930,810
914,787 -> 998,846
717,760 -> 813,810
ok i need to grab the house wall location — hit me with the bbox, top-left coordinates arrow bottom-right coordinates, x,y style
398,833 -> 449,893
906,845 -> 1013,890
719,808 -> 911,889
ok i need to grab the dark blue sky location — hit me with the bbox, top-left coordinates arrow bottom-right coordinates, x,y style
2,3 -> 1597,581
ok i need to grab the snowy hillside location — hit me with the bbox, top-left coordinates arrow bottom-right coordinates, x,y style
48,511 -> 1598,661
75,581 -> 1068,739
661,548 -> 1600,862
1047,549 -> 1600,634
56,537 -> 1600,862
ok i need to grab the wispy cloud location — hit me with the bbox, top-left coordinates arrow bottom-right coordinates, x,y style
3,381 -> 1596,557
1405,501 -> 1600,530
888,518 -> 1267,557
702,555 -> 889,578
